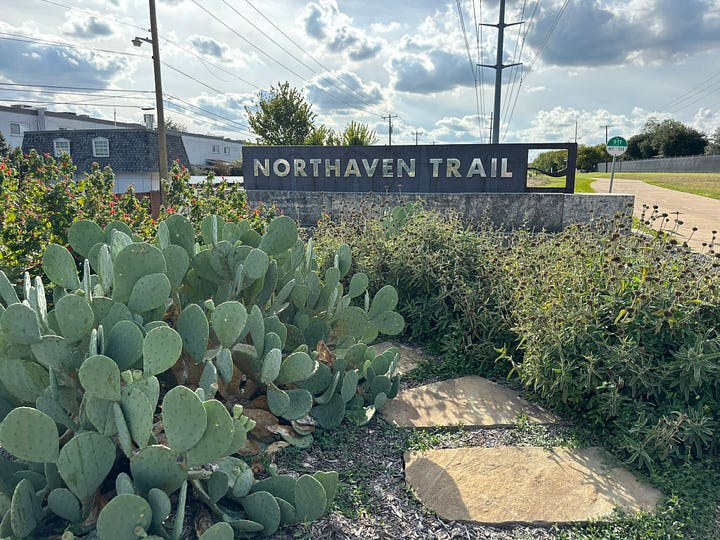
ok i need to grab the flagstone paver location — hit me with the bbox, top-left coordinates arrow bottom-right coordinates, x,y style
382,375 -> 557,427
374,341 -> 427,375
404,446 -> 661,524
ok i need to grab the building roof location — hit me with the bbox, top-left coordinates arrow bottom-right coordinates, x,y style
0,104 -> 144,129
21,129 -> 190,174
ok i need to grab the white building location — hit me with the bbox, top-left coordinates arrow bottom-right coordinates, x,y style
0,104 -> 243,168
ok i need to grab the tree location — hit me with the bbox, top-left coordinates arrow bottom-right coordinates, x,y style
626,117 -> 707,159
651,119 -> 706,157
339,121 -> 378,145
576,143 -> 605,171
165,117 -> 187,132
704,127 -> 720,155
305,124 -> 338,145
530,149 -> 568,173
245,82 -> 316,145
0,130 -> 10,157
626,132 -> 655,160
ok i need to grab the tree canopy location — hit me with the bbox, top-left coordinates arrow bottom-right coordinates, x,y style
245,82 -> 316,145
338,121 -> 378,146
626,118 -> 708,159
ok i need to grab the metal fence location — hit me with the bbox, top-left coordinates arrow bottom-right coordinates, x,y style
598,154 -> 720,173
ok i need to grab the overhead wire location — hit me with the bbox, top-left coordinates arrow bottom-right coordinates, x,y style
216,0 -> 388,117
503,0 -> 568,140
656,69 -> 720,114
472,0 -> 486,140
500,0 -> 526,130
188,0 -> 375,116
457,0 -> 483,139
237,0 -> 386,115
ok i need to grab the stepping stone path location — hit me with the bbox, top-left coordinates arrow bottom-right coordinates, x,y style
375,342 -> 661,526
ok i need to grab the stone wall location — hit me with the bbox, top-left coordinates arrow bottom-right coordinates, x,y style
598,154 -> 720,173
245,191 -> 634,231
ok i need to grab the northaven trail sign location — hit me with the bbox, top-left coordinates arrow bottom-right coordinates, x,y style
243,143 -> 577,194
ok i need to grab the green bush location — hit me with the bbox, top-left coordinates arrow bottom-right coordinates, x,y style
314,200 -> 515,376
0,149 -> 153,282
502,218 -> 720,470
315,201 -> 720,471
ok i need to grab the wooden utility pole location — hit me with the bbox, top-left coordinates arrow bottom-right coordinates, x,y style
412,130 -> 423,145
382,114 -> 398,146
149,0 -> 167,216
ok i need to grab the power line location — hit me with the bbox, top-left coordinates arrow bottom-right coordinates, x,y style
472,0 -> 486,140
165,94 -> 251,132
0,98 -> 147,108
0,32 -> 145,58
237,0 -> 387,115
457,0 -> 483,140
656,70 -> 720,114
0,82 -> 153,94
503,0 -> 566,140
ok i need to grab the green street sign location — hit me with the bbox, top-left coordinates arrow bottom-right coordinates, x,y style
606,136 -> 628,157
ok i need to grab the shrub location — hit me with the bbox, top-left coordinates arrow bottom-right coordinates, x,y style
0,149 -> 154,282
161,161 -> 279,235
314,200 -> 515,375
501,217 -> 720,470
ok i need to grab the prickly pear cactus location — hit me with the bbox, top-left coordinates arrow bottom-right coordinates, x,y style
0,213 -> 403,538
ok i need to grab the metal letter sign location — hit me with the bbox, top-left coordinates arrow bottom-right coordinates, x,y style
243,143 -> 577,194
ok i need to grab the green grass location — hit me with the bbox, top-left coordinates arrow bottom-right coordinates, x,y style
586,171 -> 720,199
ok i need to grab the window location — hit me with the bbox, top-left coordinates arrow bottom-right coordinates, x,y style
211,144 -> 220,154
223,146 -> 230,155
9,123 -> 21,136
92,137 -> 109,157
53,138 -> 71,157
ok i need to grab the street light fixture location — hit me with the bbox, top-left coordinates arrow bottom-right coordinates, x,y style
132,0 -> 167,217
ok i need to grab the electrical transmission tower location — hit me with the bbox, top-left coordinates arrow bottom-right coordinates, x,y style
478,0 -> 522,144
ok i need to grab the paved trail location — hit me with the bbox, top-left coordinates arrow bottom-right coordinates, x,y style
591,177 -> 720,251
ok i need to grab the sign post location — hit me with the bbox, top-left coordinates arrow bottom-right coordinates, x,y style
606,136 -> 628,193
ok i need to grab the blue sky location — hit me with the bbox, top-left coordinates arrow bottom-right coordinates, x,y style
1,0 -> 719,146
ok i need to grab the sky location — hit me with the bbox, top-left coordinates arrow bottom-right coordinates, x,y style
1,0 -> 719,147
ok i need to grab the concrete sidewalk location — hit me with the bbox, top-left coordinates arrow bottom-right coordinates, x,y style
591,177 -> 719,251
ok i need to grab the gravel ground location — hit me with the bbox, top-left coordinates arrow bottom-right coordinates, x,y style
251,420 -> 568,540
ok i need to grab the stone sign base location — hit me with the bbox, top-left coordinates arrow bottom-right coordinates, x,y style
246,191 -> 634,231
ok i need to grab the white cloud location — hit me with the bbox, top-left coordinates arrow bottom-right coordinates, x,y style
303,0 -> 384,61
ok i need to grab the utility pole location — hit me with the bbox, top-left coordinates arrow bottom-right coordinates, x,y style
412,130 -> 423,145
489,112 -> 493,144
602,124 -> 614,172
134,0 -> 167,216
149,0 -> 167,214
382,114 -> 398,146
479,0 -> 522,144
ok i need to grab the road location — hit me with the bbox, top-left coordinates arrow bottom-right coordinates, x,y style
591,177 -> 720,252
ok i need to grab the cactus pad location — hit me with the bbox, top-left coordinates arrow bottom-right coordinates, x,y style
294,475 -> 327,523
162,386 -> 207,454
211,301 -> 247,348
96,493 -> 152,540
43,244 -> 81,290
57,431 -> 116,502
143,326 -> 183,376
185,399 -> 234,468
79,355 -> 121,401
0,407 -> 59,463
130,445 -> 186,496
